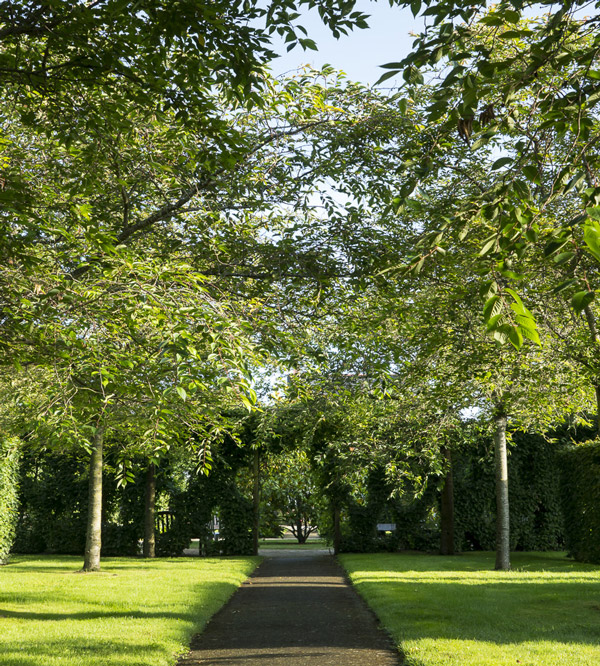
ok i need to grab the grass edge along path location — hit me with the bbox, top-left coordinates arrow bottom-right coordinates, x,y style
340,551 -> 600,666
0,555 -> 259,666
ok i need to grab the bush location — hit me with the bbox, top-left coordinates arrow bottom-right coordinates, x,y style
453,432 -> 565,552
560,439 -> 600,563
155,522 -> 192,557
0,437 -> 20,564
13,450 -> 89,555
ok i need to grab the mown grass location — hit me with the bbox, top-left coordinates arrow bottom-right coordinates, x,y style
341,551 -> 600,666
259,537 -> 327,550
0,555 -> 258,666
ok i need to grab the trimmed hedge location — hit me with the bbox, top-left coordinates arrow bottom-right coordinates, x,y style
560,439 -> 600,563
0,437 -> 20,564
453,431 -> 565,552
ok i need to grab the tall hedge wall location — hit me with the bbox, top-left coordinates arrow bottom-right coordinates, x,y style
0,437 -> 20,564
560,439 -> 600,563
453,431 -> 565,552
13,435 -> 255,558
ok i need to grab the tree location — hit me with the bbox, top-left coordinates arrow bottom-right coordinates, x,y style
261,449 -> 323,543
378,8 -> 600,346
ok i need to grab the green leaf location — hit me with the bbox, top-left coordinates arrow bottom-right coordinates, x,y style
479,236 -> 497,257
544,239 -> 568,257
553,278 -> 578,294
507,325 -> 524,349
480,14 -> 505,26
479,280 -> 498,299
587,207 -> 600,221
504,9 -> 521,23
522,165 -> 540,184
571,290 -> 595,314
486,313 -> 503,330
584,220 -> 600,263
504,287 -> 524,308
176,386 -> 187,401
483,294 -> 501,320
375,70 -> 398,85
491,157 -> 513,170
520,325 -> 541,346
492,328 -> 509,344
410,0 -> 421,17
553,250 -> 576,265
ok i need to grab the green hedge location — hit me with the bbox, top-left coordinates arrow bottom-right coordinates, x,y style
14,450 -> 91,554
13,432 -> 256,558
453,431 -> 565,552
560,439 -> 600,563
0,437 -> 20,564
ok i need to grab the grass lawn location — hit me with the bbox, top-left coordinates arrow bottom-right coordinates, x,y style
341,551 -> 600,666
0,555 -> 258,666
259,538 -> 327,550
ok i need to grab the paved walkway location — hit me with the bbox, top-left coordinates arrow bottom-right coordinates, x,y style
178,548 -> 399,665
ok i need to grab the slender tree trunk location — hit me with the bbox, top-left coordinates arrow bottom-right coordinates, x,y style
595,385 -> 600,437
494,408 -> 510,571
296,518 -> 306,544
333,505 -> 341,555
83,426 -> 104,572
252,448 -> 260,556
440,446 -> 455,556
143,463 -> 156,558
584,304 -> 600,436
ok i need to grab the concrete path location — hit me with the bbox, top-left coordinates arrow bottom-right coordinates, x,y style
178,548 -> 400,665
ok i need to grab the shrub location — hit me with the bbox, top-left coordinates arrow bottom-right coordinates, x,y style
560,439 -> 600,563
453,432 -> 565,552
0,437 -> 20,564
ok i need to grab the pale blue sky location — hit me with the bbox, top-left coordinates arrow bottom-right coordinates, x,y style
267,1 -> 423,85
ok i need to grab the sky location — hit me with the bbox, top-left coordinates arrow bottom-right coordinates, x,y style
266,1 -> 424,85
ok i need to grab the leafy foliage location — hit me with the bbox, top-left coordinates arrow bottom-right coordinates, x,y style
260,450 -> 324,543
0,436 -> 20,564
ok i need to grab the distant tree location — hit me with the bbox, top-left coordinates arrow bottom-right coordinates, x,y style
261,450 -> 323,544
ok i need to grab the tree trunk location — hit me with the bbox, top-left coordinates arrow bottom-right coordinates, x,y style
595,385 -> 600,437
252,448 -> 260,556
83,426 -> 104,572
333,505 -> 341,555
296,517 -> 307,544
440,446 -> 455,556
494,409 -> 510,571
143,463 -> 156,558
583,304 -> 600,436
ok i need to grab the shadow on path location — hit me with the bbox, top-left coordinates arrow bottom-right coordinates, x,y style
179,550 -> 400,665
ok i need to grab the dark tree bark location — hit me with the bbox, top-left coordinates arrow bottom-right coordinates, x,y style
252,448 -> 260,556
143,463 -> 156,558
494,406 -> 511,571
440,446 -> 455,556
596,385 -> 600,437
584,305 -> 600,436
333,505 -> 341,555
83,425 -> 104,572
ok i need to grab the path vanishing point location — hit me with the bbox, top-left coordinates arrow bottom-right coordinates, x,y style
178,546 -> 400,665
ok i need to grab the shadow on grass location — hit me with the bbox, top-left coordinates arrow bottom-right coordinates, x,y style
345,553 -> 600,651
0,576 -> 245,666
0,637 -> 173,666
0,582 -> 236,621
